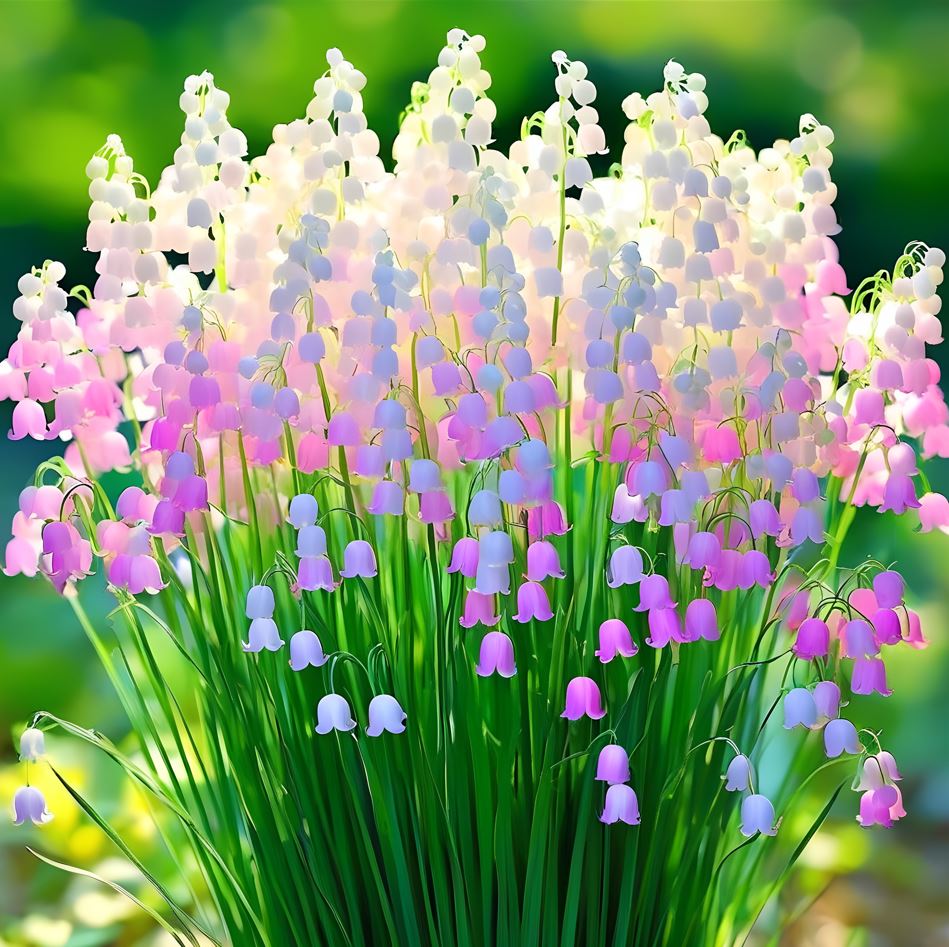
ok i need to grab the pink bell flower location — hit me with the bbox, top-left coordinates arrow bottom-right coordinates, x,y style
447,538 -> 479,578
476,631 -> 517,678
595,745 -> 630,784
684,599 -> 719,642
459,590 -> 500,629
562,676 -> 606,721
595,619 -> 638,663
634,574 -> 675,611
646,607 -> 682,648
857,784 -> 904,828
513,581 -> 553,623
526,541 -> 564,581
10,399 -> 48,440
296,555 -> 336,592
851,656 -> 892,696
793,617 -> 830,660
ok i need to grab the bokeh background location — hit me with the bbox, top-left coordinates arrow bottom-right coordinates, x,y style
1,1 -> 947,944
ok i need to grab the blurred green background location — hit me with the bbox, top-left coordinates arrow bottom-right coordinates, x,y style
1,1 -> 947,944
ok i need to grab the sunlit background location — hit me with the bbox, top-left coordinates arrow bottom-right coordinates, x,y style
1,1 -> 947,944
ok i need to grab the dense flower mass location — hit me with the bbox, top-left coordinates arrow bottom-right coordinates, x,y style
4,28 -> 945,946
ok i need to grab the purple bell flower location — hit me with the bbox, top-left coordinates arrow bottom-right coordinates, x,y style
368,481 -> 404,516
783,687 -> 817,729
562,676 -> 606,721
526,541 -> 564,581
851,657 -> 892,696
724,754 -> 753,792
749,499 -> 781,538
793,617 -> 830,660
513,581 -> 554,623
327,411 -> 361,446
872,608 -> 902,645
245,584 -> 275,619
823,718 -> 861,758
447,538 -> 479,578
684,598 -> 720,642
315,694 -> 357,734
607,546 -> 644,588
813,681 -> 841,722
243,618 -> 284,653
844,619 -> 878,658
684,531 -> 721,570
366,695 -> 407,736
288,494 -> 319,528
634,574 -> 676,611
296,555 -> 336,592
476,631 -> 517,678
289,630 -> 328,670
873,570 -> 904,609
600,784 -> 641,825
174,475 -> 208,512
646,607 -> 683,648
12,786 -> 53,825
595,745 -> 630,784
340,540 -> 377,578
595,619 -> 638,663
739,794 -> 778,837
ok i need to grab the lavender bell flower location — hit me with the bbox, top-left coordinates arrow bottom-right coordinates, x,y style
366,695 -> 407,736
12,786 -> 53,825
315,694 -> 357,734
460,590 -> 501,629
468,489 -> 503,528
783,687 -> 818,729
813,681 -> 841,723
739,794 -> 778,836
684,598 -> 720,642
526,541 -> 564,581
476,631 -> 517,678
296,525 -> 328,558
851,657 -> 892,696
595,619 -> 638,663
600,784 -> 641,825
823,718 -> 861,757
844,619 -> 878,658
793,617 -> 830,660
873,570 -> 904,609
289,630 -> 328,670
595,745 -> 630,784
607,545 -> 644,588
857,785 -> 903,828
297,555 -> 336,592
646,607 -> 683,648
19,727 -> 45,762
340,540 -> 377,578
245,584 -> 275,619
724,754 -> 753,792
513,581 -> 554,623
447,538 -> 479,578
562,676 -> 606,721
634,574 -> 676,611
243,618 -> 285,653
288,493 -> 319,528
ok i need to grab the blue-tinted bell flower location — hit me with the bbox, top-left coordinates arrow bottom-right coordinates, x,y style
813,681 -> 841,723
243,618 -> 284,653
289,630 -> 328,670
606,546 -> 644,588
595,745 -> 630,784
479,530 -> 514,566
315,694 -> 356,734
408,459 -> 442,493
19,727 -> 45,762
295,525 -> 328,558
12,786 -> 53,825
739,794 -> 778,837
724,754 -> 753,792
288,494 -> 319,528
245,584 -> 275,619
468,490 -> 503,528
600,784 -> 641,826
783,687 -> 817,730
823,718 -> 861,758
366,695 -> 407,736
340,540 -> 377,579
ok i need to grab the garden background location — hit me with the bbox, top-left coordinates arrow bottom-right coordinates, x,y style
0,1 -> 947,943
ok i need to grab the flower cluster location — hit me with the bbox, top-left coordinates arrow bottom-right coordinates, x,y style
5,28 -> 945,852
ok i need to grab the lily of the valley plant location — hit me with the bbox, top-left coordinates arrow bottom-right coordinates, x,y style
5,29 -> 947,947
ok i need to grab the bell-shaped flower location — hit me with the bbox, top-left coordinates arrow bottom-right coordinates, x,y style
12,785 -> 53,825
459,589 -> 501,629
447,538 -> 479,578
607,545 -> 644,588
684,598 -> 719,642
408,459 -> 442,493
793,617 -> 830,660
595,744 -> 630,784
526,500 -> 569,540
857,784 -> 904,828
366,695 -> 407,736
851,657 -> 892,696
479,530 -> 514,566
476,631 -> 517,678
315,694 -> 357,734
684,531 -> 721,570
872,571 -> 904,609
813,681 -> 841,723
474,560 -> 510,596
871,608 -> 902,645
526,541 -> 564,581
856,751 -> 903,790
634,574 -> 676,611
245,584 -> 275,619
19,727 -> 45,762
295,525 -> 327,558
340,540 -> 377,578
783,687 -> 817,729
468,489 -> 503,527
513,581 -> 553,623
749,499 -> 781,538
646,607 -> 683,648
289,630 -> 328,670
562,676 -> 606,721
599,784 -> 641,825
739,794 -> 778,837
297,555 -> 336,592
724,754 -> 753,792
288,494 -> 319,528
843,619 -> 878,658
243,618 -> 284,653
823,718 -> 861,758
368,480 -> 404,516
595,619 -> 638,663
